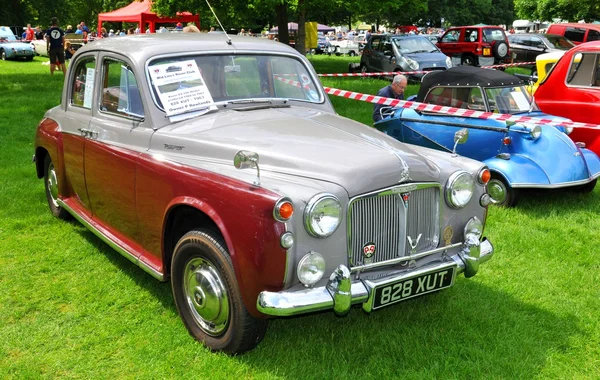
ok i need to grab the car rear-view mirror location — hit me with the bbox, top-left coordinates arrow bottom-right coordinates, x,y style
234,150 -> 261,186
452,128 -> 468,157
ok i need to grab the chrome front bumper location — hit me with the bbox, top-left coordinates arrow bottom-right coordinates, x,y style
257,237 -> 494,317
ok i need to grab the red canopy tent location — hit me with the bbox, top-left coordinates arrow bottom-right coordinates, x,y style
98,0 -> 200,34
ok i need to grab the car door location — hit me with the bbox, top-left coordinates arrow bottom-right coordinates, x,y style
438,29 -> 460,57
528,36 -> 547,61
85,54 -> 154,246
380,37 -> 395,72
369,36 -> 383,71
60,54 -> 97,216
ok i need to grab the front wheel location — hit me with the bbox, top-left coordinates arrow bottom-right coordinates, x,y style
487,174 -> 519,207
1,50 -> 6,61
44,155 -> 70,219
349,50 -> 356,57
171,230 -> 267,354
461,54 -> 477,66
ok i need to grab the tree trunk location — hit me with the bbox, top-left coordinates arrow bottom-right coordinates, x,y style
276,2 -> 289,45
296,0 -> 306,55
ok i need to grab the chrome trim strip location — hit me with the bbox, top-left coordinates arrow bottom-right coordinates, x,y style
349,242 -> 463,273
510,172 -> 600,189
58,200 -> 164,281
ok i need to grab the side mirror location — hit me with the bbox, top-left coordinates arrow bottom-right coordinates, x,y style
234,150 -> 261,186
452,128 -> 469,157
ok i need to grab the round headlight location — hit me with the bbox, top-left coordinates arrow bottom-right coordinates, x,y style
297,252 -> 326,286
304,194 -> 342,238
446,56 -> 452,68
446,171 -> 475,209
464,217 -> 483,240
529,125 -> 542,140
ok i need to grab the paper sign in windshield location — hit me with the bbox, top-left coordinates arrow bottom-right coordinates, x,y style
510,90 -> 531,111
149,60 -> 214,116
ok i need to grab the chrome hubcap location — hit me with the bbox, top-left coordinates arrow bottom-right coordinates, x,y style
183,257 -> 229,336
487,179 -> 507,204
47,162 -> 60,208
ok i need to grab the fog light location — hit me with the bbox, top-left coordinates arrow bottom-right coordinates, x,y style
464,217 -> 483,240
480,193 -> 491,207
280,232 -> 294,249
297,251 -> 326,287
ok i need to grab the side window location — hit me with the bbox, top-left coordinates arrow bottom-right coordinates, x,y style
566,52 -> 596,86
441,30 -> 459,43
530,37 -> 544,48
468,87 -> 485,110
564,27 -> 585,43
587,29 -> 600,42
370,37 -> 381,51
381,38 -> 393,53
70,57 -> 96,109
594,55 -> 600,86
100,58 -> 144,118
464,29 -> 478,42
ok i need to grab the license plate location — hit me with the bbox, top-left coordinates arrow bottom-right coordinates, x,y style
372,267 -> 455,310
483,48 -> 491,56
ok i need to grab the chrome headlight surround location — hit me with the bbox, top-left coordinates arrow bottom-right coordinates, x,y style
304,193 -> 342,238
297,251 -> 326,286
464,216 -> 483,240
445,171 -> 475,209
445,56 -> 452,68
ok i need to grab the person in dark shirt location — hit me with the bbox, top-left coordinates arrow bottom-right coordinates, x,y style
373,74 -> 408,123
35,26 -> 45,40
45,17 -> 66,75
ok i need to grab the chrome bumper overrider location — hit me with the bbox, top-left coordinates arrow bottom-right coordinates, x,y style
257,238 -> 494,317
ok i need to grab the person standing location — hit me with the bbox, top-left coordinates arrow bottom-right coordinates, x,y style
46,17 -> 66,75
373,74 -> 407,123
25,24 -> 35,41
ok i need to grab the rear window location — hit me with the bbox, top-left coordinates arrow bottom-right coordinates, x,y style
566,52 -> 599,87
564,27 -> 585,43
588,29 -> 600,42
482,29 -> 505,43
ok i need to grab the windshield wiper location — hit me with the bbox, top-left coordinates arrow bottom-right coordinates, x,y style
227,98 -> 289,105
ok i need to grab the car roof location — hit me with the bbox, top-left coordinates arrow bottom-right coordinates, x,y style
416,66 -> 523,101
76,33 -> 298,64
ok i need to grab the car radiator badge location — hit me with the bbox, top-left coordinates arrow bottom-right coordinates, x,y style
443,226 -> 453,246
363,242 -> 376,264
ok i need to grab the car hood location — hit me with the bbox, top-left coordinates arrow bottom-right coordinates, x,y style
404,51 -> 448,63
152,107 -> 456,196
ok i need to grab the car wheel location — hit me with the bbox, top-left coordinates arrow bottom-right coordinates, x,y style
360,64 -> 368,75
531,68 -> 538,77
335,47 -> 341,56
493,41 -> 509,60
44,155 -> 70,219
26,56 -> 33,61
349,50 -> 356,57
487,174 -> 518,207
1,50 -> 6,61
573,179 -> 597,193
461,54 -> 476,66
171,229 -> 268,354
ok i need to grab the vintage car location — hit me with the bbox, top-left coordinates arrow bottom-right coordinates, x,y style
376,66 -> 600,206
535,41 -> 600,155
34,34 -> 494,354
0,26 -> 34,60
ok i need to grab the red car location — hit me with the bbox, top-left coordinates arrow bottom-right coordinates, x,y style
436,25 -> 510,66
535,41 -> 600,154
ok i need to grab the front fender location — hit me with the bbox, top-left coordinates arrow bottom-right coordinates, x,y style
484,154 -> 550,186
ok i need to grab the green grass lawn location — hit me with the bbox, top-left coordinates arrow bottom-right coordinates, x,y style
1,55 -> 599,378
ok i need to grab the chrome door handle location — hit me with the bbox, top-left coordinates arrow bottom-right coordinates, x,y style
77,128 -> 98,139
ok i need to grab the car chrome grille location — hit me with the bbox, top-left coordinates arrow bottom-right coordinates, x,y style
348,184 -> 440,267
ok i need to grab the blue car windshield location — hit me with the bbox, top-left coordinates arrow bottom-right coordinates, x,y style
485,86 -> 539,114
394,37 -> 438,53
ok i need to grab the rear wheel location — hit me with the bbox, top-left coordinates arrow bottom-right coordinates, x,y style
349,50 -> 356,57
171,230 -> 267,354
1,50 -> 6,61
44,155 -> 70,219
573,179 -> 597,193
461,54 -> 477,66
492,41 -> 509,60
487,174 -> 518,207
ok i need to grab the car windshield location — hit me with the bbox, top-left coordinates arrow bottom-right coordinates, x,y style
545,35 -> 576,50
393,37 -> 437,53
485,86 -> 539,114
147,54 -> 323,117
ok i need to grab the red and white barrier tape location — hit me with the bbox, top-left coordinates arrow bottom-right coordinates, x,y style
273,72 -> 600,129
322,86 -> 600,129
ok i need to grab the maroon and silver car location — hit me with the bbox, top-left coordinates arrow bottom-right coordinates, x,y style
34,33 -> 495,354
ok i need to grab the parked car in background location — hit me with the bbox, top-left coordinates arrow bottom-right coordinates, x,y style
314,35 -> 332,54
360,34 -> 452,79
535,41 -> 600,155
507,33 -> 575,66
329,36 -> 361,56
375,66 -> 600,206
528,50 -> 566,92
0,26 -> 34,60
437,25 -> 510,66
546,23 -> 600,45
34,33 -> 495,354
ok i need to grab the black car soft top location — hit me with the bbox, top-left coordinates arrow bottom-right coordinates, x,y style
416,66 -> 524,102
